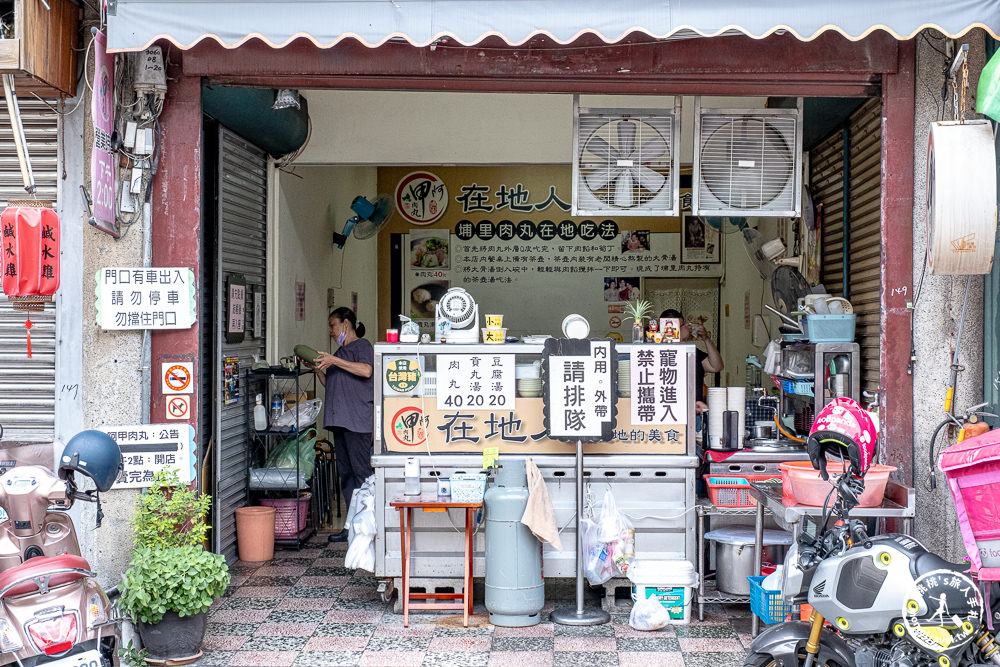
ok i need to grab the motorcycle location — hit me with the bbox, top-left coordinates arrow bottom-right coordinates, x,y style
745,402 -> 1000,667
0,425 -> 123,667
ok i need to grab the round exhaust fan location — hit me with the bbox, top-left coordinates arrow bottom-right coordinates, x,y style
580,118 -> 671,210
701,118 -> 794,210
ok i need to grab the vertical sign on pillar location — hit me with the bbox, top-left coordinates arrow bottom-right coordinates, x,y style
90,30 -> 118,238
631,346 -> 689,428
542,338 -> 617,442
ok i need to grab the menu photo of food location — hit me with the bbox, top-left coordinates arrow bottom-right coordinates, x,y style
410,280 -> 449,320
410,229 -> 451,269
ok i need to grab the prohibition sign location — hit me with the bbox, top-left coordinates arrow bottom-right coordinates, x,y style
166,396 -> 190,420
162,362 -> 193,394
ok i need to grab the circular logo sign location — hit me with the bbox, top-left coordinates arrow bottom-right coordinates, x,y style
396,172 -> 448,225
391,407 -> 427,447
609,316 -> 622,329
385,358 -> 422,393
902,568 -> 982,653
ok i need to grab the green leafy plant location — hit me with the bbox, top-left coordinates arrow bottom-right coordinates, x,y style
119,469 -> 230,626
119,638 -> 149,666
130,469 -> 211,549
624,299 -> 652,325
120,545 -> 230,624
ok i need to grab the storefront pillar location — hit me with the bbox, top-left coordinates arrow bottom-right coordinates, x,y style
149,65 -> 202,440
879,40 -> 916,484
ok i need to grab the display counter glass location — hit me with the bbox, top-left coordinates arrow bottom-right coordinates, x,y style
375,342 -> 697,456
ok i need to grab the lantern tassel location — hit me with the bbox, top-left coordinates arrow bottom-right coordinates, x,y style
24,316 -> 31,359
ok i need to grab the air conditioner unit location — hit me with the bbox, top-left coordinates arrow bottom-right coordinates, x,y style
572,99 -> 680,216
693,98 -> 802,218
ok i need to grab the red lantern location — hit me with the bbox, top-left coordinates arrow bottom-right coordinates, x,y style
1,203 -> 60,358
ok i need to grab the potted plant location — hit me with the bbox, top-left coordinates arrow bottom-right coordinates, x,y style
119,470 -> 230,664
624,299 -> 652,343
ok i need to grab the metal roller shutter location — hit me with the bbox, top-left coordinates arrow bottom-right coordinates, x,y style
0,100 -> 59,441
213,127 -> 268,563
813,97 -> 882,395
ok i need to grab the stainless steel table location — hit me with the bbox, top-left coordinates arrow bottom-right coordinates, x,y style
747,480 -> 915,636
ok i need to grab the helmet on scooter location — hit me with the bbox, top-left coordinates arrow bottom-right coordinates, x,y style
59,430 -> 123,491
807,397 -> 877,480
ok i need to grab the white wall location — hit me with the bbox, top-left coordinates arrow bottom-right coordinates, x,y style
273,166 -> 378,359
297,92 -> 764,165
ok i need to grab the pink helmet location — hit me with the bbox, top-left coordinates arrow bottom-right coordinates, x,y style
807,397 -> 877,479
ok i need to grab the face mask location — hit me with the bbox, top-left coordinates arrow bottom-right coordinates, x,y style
336,331 -> 347,346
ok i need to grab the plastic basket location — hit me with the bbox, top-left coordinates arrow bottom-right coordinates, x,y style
260,493 -> 310,537
806,314 -> 856,343
704,474 -> 781,508
780,379 -> 814,397
748,575 -> 790,624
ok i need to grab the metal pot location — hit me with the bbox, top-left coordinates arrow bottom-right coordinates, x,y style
751,423 -> 776,440
714,542 -> 788,595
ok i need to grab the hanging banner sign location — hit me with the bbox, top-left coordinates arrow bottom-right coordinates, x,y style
91,30 -> 118,238
102,424 -> 196,488
438,354 -> 514,411
543,338 -> 616,441
630,345 -> 690,426
95,267 -> 196,329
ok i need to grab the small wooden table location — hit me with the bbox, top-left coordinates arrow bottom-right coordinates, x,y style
390,495 -> 483,627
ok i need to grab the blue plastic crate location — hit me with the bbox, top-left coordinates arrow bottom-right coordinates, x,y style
805,314 -> 856,343
748,575 -> 790,624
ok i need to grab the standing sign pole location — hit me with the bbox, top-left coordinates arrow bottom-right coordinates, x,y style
544,334 -> 615,627
550,439 -> 610,625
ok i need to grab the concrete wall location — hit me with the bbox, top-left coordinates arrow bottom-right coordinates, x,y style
910,30 -> 988,559
272,166 -> 378,359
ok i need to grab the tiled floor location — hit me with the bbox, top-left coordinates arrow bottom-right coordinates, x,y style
194,535 -> 753,667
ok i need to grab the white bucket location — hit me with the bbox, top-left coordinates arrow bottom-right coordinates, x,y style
627,559 -> 699,625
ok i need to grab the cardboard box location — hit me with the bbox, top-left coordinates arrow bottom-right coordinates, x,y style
283,391 -> 316,406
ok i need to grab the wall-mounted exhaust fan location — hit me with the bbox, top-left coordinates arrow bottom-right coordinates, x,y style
332,195 -> 393,249
572,98 -> 681,216
693,98 -> 802,218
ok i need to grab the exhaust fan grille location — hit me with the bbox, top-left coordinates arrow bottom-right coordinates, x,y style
573,103 -> 680,216
694,103 -> 802,217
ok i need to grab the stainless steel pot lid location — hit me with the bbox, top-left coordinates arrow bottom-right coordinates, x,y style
746,438 -> 805,453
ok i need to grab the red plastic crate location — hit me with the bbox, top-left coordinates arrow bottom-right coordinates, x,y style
704,474 -> 781,508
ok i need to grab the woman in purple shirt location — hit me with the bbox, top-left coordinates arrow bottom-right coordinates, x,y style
311,307 -> 375,542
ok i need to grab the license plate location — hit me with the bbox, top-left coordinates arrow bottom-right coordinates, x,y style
44,649 -> 102,667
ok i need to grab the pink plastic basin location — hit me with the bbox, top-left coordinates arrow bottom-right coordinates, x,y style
778,461 -> 897,507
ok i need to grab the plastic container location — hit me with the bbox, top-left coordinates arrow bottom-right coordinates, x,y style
260,494 -> 311,537
805,314 -> 856,342
779,461 -> 897,507
627,559 -> 699,625
703,474 -> 782,508
451,473 -> 487,502
748,575 -> 790,624
235,506 -> 276,561
253,394 -> 267,431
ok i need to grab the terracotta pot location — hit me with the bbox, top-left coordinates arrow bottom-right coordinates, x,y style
138,611 -> 206,663
235,506 -> 275,561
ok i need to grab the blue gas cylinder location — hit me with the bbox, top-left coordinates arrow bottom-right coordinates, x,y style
484,459 -> 544,626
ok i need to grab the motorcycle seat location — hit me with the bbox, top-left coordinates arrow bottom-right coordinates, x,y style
914,551 -> 969,578
0,554 -> 92,599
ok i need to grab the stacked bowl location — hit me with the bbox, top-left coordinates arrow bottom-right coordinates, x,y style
517,378 -> 542,398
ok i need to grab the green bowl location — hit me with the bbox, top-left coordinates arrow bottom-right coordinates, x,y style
294,344 -> 320,363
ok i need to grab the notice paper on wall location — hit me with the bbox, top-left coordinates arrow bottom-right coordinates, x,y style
95,267 -> 196,330
102,424 -> 195,488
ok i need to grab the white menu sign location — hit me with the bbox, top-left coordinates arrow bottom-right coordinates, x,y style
96,267 -> 196,330
438,354 -> 514,411
548,341 -> 613,438
630,346 -> 689,425
101,424 -> 195,489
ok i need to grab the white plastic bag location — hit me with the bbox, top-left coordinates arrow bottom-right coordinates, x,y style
272,398 -> 323,430
345,476 -> 375,543
629,596 -> 671,631
594,490 -> 631,542
345,532 -> 375,572
581,518 -> 616,585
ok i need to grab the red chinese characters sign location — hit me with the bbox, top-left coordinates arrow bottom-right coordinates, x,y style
1,206 -> 60,297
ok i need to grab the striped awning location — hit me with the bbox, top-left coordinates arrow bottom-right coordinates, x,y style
106,0 -> 1000,52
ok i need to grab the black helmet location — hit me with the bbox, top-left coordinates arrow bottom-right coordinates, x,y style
59,430 -> 123,492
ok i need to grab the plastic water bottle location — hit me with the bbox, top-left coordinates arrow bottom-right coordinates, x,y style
270,393 -> 282,423
253,394 -> 267,431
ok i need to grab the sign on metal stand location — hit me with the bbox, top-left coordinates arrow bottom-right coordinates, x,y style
542,337 -> 617,625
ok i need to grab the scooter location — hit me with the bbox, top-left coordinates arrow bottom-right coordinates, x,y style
0,425 -> 123,667
745,437 -> 1000,667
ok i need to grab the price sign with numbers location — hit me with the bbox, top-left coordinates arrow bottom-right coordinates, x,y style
437,354 -> 514,411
